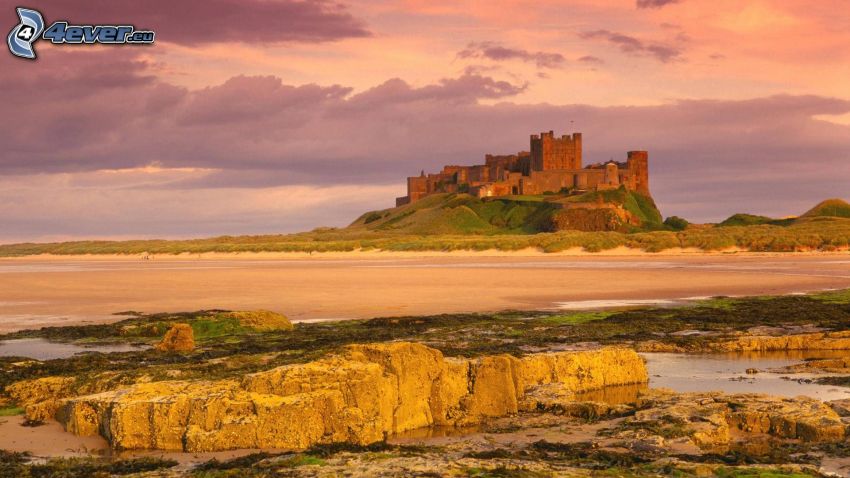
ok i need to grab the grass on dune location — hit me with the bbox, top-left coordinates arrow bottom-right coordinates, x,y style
1,195 -> 850,257
1,217 -> 850,256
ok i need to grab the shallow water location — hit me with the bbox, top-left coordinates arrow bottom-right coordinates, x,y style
0,338 -> 148,360
554,298 -> 680,310
643,350 -> 850,401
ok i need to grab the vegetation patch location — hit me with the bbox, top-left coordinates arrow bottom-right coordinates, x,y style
0,452 -> 178,478
0,405 -> 24,416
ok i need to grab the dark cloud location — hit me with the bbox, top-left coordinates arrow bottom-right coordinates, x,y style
579,30 -> 682,63
637,0 -> 681,8
577,55 -> 604,65
1,0 -> 370,45
457,42 -> 566,69
1,50 -> 849,224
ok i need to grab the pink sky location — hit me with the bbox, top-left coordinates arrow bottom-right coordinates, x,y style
1,0 -> 848,241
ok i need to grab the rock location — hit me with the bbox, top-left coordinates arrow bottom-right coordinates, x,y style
225,310 -> 293,331
635,340 -> 685,353
828,398 -> 850,417
155,323 -> 195,352
781,357 -> 850,374
548,205 -> 641,232
745,368 -> 758,374
624,390 -> 846,449
5,376 -> 75,422
717,331 -> 850,352
639,331 -> 850,354
57,343 -> 648,452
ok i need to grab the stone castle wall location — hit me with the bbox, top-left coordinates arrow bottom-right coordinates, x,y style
396,131 -> 650,206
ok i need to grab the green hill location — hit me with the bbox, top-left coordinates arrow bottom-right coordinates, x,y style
801,198 -> 850,219
718,213 -> 781,227
349,188 -> 663,234
719,198 -> 850,227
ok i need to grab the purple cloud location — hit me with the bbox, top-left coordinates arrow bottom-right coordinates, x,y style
1,50 -> 849,228
637,0 -> 681,8
457,42 -> 566,69
580,30 -> 682,63
1,0 -> 370,45
577,55 -> 604,65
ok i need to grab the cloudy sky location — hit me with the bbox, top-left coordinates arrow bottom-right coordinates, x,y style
1,0 -> 848,242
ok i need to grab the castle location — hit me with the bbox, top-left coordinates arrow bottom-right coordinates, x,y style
396,131 -> 650,206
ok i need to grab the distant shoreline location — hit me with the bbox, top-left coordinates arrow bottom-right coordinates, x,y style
1,245 -> 849,261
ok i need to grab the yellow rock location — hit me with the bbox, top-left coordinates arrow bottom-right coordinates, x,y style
226,310 -> 293,331
57,342 -> 648,452
629,389 -> 846,449
155,323 -> 195,352
640,332 -> 850,354
6,376 -> 75,422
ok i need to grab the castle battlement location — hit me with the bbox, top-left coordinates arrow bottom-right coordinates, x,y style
395,131 -> 650,207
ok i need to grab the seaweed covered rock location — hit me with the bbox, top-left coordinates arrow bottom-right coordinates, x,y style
225,310 -> 293,331
57,343 -> 647,452
616,390 -> 847,450
155,323 -> 195,352
5,376 -> 76,422
638,331 -> 850,354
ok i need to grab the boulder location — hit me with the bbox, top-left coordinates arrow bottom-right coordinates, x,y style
155,323 -> 195,352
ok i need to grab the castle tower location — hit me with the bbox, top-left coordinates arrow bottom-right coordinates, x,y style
530,131 -> 582,171
604,162 -> 619,187
626,151 -> 650,195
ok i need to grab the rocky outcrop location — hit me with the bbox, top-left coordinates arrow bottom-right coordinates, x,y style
226,310 -> 293,331
155,323 -> 195,352
55,343 -> 647,452
548,204 -> 641,232
5,376 -> 76,422
617,389 -> 847,449
779,357 -> 850,374
638,331 -> 850,353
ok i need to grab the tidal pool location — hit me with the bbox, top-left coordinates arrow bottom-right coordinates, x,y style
643,350 -> 850,401
0,338 -> 148,360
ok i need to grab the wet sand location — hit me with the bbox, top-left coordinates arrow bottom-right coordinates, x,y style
0,416 -> 108,458
1,251 -> 849,333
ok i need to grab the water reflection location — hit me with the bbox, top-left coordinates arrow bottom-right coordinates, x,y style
0,338 -> 148,360
643,351 -> 850,401
574,382 -> 647,405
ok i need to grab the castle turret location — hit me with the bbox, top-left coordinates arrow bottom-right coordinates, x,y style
604,161 -> 619,187
626,151 -> 650,196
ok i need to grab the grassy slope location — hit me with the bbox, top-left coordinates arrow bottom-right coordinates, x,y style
350,188 -> 663,234
349,193 -> 560,235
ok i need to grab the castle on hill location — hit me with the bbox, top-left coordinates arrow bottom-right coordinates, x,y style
396,131 -> 650,206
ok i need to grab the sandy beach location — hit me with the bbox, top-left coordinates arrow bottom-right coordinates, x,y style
0,249 -> 849,333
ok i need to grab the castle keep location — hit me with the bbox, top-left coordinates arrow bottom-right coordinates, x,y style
396,131 -> 650,206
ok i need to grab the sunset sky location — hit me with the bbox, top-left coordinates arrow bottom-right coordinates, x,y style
1,0 -> 849,242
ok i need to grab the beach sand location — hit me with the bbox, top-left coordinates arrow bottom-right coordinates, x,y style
0,249 -> 848,333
